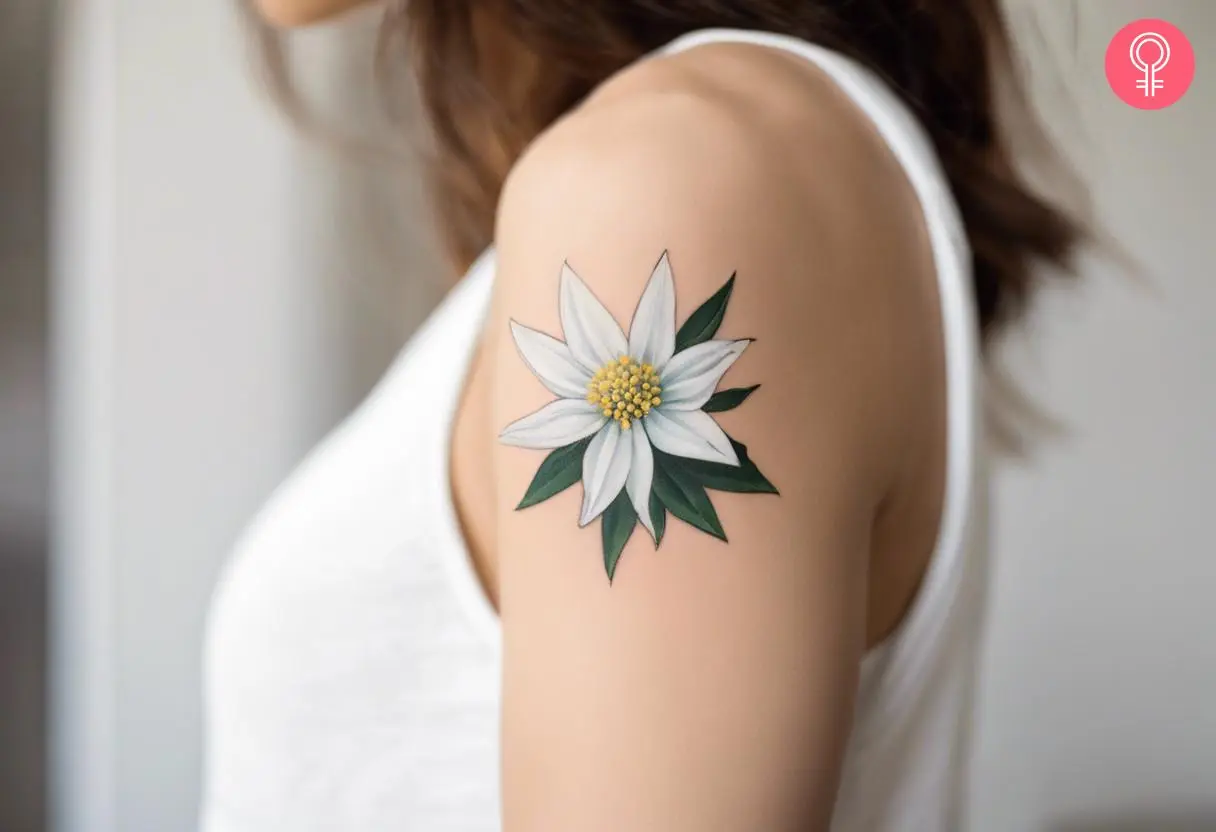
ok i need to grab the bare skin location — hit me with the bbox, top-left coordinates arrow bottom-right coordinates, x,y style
454,42 -> 946,651
462,44 -> 948,830
253,3 -> 948,826
250,0 -> 372,28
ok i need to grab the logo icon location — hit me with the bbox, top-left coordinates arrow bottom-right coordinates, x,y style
1131,32 -> 1169,97
1107,19 -> 1195,110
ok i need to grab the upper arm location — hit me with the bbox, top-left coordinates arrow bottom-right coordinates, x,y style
490,89 -> 907,831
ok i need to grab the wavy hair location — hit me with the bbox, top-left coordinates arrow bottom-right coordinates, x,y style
247,0 -> 1087,343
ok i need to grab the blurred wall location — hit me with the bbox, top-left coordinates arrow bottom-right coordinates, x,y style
50,2 -> 440,831
971,2 -> 1216,830
2,2 -> 52,831
49,2 -> 1216,832
0,0 -> 50,556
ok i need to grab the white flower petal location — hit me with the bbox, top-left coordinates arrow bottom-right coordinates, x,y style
510,321 -> 590,399
627,252 -> 676,371
579,423 -> 633,526
626,425 -> 655,539
660,339 -> 751,411
499,399 -> 607,449
560,263 -> 628,372
644,408 -> 740,467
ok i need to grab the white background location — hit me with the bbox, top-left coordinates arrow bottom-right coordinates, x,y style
49,1 -> 1216,830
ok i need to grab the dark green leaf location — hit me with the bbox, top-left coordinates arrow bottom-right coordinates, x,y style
651,457 -> 727,541
648,490 -> 666,548
601,491 -> 637,582
674,274 -> 735,351
703,384 -> 760,414
515,437 -> 592,510
665,439 -> 779,495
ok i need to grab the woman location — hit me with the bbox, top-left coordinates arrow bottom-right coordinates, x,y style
204,1 -> 1082,830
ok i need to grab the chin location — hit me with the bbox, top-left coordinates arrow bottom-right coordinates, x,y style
252,0 -> 366,28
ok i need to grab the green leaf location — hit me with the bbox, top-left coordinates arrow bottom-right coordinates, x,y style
651,457 -> 727,541
648,490 -> 666,548
601,491 -> 637,582
666,439 -> 780,495
703,384 -> 760,414
515,437 -> 592,510
674,274 -> 735,351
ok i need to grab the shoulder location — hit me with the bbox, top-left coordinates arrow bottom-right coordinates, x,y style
500,37 -> 922,233
500,41 -> 880,247
495,42 -> 935,490
502,37 -> 900,206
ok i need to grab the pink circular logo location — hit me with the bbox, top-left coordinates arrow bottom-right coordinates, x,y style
1106,18 -> 1195,110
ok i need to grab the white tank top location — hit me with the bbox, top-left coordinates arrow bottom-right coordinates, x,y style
202,28 -> 986,832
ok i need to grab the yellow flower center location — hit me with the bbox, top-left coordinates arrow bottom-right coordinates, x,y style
585,355 -> 662,431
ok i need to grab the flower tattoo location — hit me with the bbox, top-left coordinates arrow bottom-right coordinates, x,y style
500,252 -> 778,581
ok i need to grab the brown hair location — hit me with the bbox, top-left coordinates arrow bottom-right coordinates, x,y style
255,0 -> 1086,342
393,0 -> 1086,342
